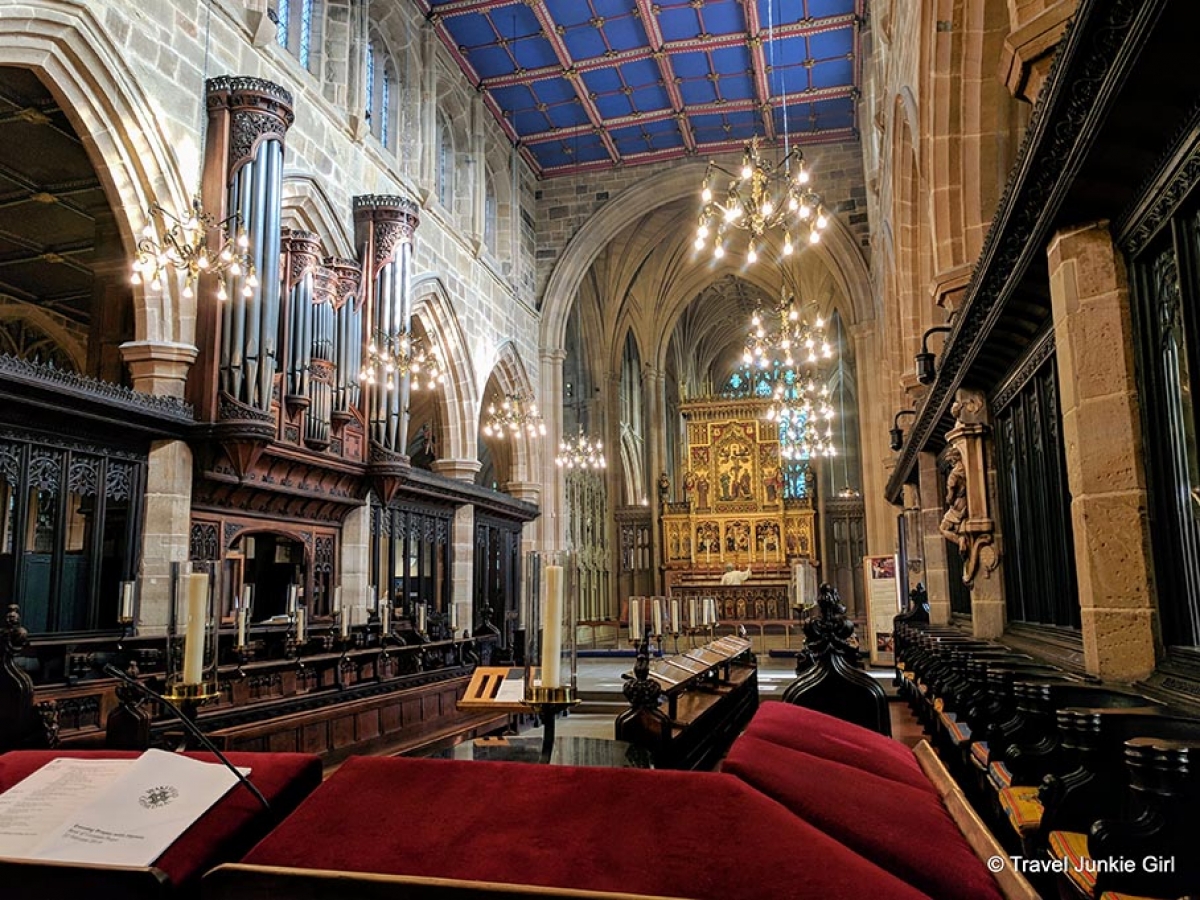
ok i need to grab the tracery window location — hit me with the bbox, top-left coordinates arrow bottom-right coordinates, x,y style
437,111 -> 453,209
366,32 -> 395,149
275,0 -> 317,71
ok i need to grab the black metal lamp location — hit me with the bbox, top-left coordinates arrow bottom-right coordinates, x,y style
915,325 -> 954,385
890,409 -> 917,452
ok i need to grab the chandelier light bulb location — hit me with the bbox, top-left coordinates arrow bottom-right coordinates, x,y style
131,271 -> 142,286
694,237 -> 704,250
809,230 -> 821,244
783,236 -> 794,255
714,244 -> 725,259
799,203 -> 811,219
697,224 -> 709,239
747,245 -> 757,264
816,213 -> 828,229
741,164 -> 752,179
701,185 -> 712,202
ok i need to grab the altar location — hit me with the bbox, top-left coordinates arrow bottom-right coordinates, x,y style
661,397 -> 817,614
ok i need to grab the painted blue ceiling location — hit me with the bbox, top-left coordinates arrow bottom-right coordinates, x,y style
418,0 -> 862,177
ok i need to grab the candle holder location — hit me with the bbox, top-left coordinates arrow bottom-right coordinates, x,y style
523,550 -> 578,763
166,561 -> 220,732
117,579 -> 137,638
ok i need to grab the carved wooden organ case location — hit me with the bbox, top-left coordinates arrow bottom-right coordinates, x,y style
185,76 -> 427,594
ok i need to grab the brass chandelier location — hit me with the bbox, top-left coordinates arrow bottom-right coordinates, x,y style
131,197 -> 255,301
744,293 -> 833,370
483,393 -> 546,438
555,426 -> 606,470
358,329 -> 445,391
131,2 -> 255,302
695,137 -> 829,264
765,380 -> 836,460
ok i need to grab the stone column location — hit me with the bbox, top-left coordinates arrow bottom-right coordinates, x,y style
448,503 -> 474,638
470,93 -> 486,247
644,366 -> 666,592
121,342 -> 199,400
138,440 -> 194,634
505,480 -> 543,560
849,320 -> 898,554
340,503 -> 371,607
540,348 -> 567,551
419,25 -> 439,196
918,450 -> 953,625
1048,221 -> 1158,679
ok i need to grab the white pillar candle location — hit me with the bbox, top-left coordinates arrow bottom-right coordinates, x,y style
236,607 -> 247,648
240,584 -> 253,610
295,606 -> 305,639
119,582 -> 135,621
688,597 -> 698,629
183,573 -> 209,685
380,604 -> 390,634
339,607 -> 349,638
670,599 -> 681,635
651,597 -> 663,637
450,602 -> 458,631
417,603 -> 427,633
629,598 -> 642,641
333,585 -> 342,614
541,563 -> 564,688
287,584 -> 298,614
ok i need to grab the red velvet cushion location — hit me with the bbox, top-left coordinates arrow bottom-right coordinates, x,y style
742,700 -> 936,794
242,756 -> 933,900
722,735 -> 1003,900
0,749 -> 321,888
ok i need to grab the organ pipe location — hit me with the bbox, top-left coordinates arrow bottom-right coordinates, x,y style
352,196 -> 420,455
328,257 -> 363,423
205,76 -> 293,416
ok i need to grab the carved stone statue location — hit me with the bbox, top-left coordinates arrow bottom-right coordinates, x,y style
657,471 -> 670,503
938,448 -> 968,552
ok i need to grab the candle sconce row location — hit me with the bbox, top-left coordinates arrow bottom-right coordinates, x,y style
627,596 -> 722,655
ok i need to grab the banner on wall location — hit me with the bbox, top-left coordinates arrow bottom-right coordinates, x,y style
863,555 -> 902,666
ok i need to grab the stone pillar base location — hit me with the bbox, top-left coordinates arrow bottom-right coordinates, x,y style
120,341 -> 198,399
972,595 -> 1007,639
1081,607 -> 1158,681
139,440 -> 194,631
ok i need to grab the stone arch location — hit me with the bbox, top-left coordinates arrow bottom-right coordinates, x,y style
281,175 -> 353,257
0,300 -> 86,371
409,273 -> 478,463
0,3 -> 192,347
540,161 -> 873,355
480,340 -> 540,488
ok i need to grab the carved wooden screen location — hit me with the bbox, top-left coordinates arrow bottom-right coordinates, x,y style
1129,211 -> 1200,650
473,513 -> 521,646
992,334 -> 1079,628
0,430 -> 145,633
372,499 -> 452,620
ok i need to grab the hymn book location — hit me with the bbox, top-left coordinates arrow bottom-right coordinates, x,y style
0,749 -> 244,867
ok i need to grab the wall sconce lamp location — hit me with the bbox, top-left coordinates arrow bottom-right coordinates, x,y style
890,409 -> 917,452
915,325 -> 953,385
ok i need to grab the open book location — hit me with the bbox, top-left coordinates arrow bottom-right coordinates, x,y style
0,749 -> 244,868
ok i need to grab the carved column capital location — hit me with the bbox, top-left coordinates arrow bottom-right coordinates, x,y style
431,458 -> 483,481
120,341 -> 199,399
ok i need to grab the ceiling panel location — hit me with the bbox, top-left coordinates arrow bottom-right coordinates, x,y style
421,0 -> 862,177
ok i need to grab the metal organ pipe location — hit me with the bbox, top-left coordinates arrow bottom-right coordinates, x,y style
328,257 -> 363,424
353,196 -> 420,456
205,76 -> 293,415
306,266 -> 336,449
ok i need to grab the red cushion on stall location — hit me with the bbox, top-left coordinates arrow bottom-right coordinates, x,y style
241,755 -> 934,900
741,701 -> 936,794
722,735 -> 1003,900
0,749 -> 322,888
